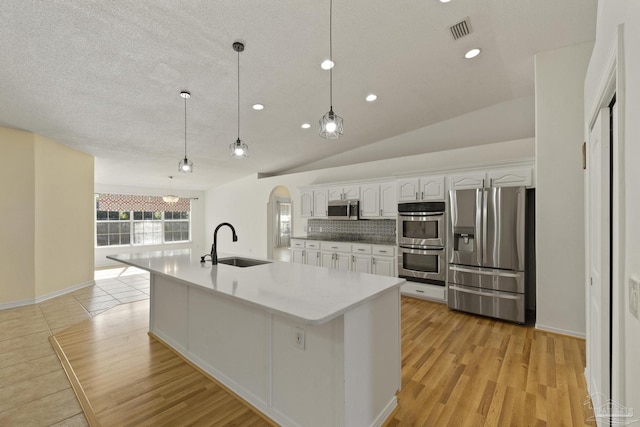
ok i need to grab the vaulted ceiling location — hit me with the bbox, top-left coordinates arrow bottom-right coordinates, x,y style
0,0 -> 596,190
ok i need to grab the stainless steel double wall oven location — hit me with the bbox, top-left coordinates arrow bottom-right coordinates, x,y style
397,202 -> 446,286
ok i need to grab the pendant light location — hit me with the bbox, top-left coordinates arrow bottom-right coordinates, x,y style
178,91 -> 194,173
319,0 -> 343,139
230,41 -> 248,159
163,176 -> 179,203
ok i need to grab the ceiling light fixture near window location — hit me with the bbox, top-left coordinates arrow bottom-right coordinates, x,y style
439,0 -> 451,3
230,42 -> 249,159
178,91 -> 194,173
301,123 -> 311,129
321,59 -> 335,70
366,94 -> 377,102
163,176 -> 179,203
319,0 -> 343,139
252,103 -> 264,110
464,48 -> 481,59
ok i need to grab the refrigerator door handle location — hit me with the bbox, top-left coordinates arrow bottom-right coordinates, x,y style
476,189 -> 484,266
449,285 -> 521,300
449,265 -> 522,278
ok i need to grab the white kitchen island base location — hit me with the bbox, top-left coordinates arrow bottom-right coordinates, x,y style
109,250 -> 404,427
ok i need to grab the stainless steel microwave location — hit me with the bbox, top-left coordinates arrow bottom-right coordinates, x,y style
327,199 -> 359,220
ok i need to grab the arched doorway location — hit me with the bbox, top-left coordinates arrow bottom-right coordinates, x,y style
267,186 -> 292,261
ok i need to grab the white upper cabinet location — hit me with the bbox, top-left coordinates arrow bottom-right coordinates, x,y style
360,181 -> 397,218
328,185 -> 360,201
379,181 -> 397,216
487,167 -> 532,188
397,175 -> 446,202
450,167 -> 533,190
313,189 -> 328,217
448,172 -> 486,190
300,190 -> 314,218
300,188 -> 328,218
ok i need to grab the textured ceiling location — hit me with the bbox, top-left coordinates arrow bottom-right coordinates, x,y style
0,1 -> 596,191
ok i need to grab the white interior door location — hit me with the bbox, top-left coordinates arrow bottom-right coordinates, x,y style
587,108 -> 611,407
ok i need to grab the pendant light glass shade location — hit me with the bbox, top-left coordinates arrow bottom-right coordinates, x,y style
178,91 -> 194,173
230,138 -> 249,158
163,176 -> 179,203
319,0 -> 343,139
319,108 -> 343,139
230,42 -> 248,159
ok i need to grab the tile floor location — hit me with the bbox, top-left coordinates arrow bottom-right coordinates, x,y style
0,266 -> 150,426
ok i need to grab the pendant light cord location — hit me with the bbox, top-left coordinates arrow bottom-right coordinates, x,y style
329,0 -> 333,109
183,95 -> 187,158
237,47 -> 241,140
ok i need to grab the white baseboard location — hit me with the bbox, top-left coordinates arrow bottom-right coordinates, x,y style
0,280 -> 95,310
371,396 -> 398,427
535,322 -> 586,339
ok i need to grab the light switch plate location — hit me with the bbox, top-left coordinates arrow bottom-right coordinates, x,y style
630,276 -> 639,320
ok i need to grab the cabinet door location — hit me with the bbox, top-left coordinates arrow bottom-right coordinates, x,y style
328,187 -> 344,201
291,248 -> 305,264
372,256 -> 395,277
342,185 -> 360,200
487,168 -> 532,188
313,189 -> 329,217
420,175 -> 446,201
397,178 -> 420,202
449,172 -> 486,190
304,249 -> 321,266
300,190 -> 313,217
335,253 -> 352,271
352,254 -> 372,273
320,252 -> 335,269
380,181 -> 397,217
360,184 -> 380,218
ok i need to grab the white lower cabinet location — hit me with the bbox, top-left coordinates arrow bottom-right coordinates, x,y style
401,282 -> 446,302
352,253 -> 372,273
292,240 -> 397,278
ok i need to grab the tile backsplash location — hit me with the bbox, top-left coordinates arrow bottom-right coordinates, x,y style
307,219 -> 396,242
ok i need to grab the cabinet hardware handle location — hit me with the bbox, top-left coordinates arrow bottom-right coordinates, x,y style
416,289 -> 424,293
490,178 -> 493,187
331,246 -> 338,249
421,191 -> 424,199
373,258 -> 376,265
311,210 -> 313,216
379,250 -> 387,253
352,255 -> 355,263
358,249 -> 365,251
380,209 -> 382,216
482,179 -> 485,188
360,209 -> 363,217
415,192 -> 418,200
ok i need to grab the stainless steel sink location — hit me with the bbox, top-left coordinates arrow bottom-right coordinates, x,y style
217,257 -> 271,268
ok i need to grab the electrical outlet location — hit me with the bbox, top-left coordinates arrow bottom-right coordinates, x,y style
630,277 -> 639,320
295,327 -> 306,350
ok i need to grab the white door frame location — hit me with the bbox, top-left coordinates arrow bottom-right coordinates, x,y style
585,24 -> 626,407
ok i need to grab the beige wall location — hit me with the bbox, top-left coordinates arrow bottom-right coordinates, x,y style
34,134 -> 94,297
534,42 -> 593,337
0,128 -> 36,303
0,126 -> 94,305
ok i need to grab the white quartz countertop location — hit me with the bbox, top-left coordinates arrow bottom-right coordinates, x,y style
107,249 -> 405,325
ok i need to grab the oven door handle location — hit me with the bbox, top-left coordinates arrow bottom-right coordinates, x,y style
449,265 -> 521,278
399,245 -> 444,251
398,212 -> 444,217
449,285 -> 521,300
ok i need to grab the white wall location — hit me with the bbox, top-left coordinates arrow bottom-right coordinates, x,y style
534,42 -> 593,337
585,0 -> 640,414
204,138 -> 534,258
94,183 -> 206,267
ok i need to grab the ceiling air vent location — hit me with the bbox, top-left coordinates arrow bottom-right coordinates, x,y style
449,17 -> 472,40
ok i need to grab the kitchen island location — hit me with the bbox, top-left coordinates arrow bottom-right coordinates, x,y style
108,249 -> 404,427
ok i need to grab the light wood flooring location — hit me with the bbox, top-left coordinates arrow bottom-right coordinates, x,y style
48,292 -> 595,426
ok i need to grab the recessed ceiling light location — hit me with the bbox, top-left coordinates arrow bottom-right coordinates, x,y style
301,123 -> 311,129
439,0 -> 451,3
366,94 -> 377,102
321,59 -> 335,70
464,48 -> 481,59
252,103 -> 264,110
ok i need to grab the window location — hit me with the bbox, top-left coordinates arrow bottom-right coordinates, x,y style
95,194 -> 191,247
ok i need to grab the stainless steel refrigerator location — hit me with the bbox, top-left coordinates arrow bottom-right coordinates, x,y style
448,186 -> 526,323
